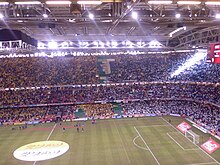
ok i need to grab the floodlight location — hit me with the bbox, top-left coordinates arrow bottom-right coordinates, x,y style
177,1 -> 201,4
131,11 -> 138,19
216,13 -> 220,19
15,1 -> 41,4
169,26 -> 186,37
205,1 -> 220,5
148,40 -> 162,48
89,13 -> 94,20
60,41 -> 69,47
111,41 -> 118,47
93,41 -> 99,46
0,2 -> 9,5
0,13 -> 4,19
43,14 -> 48,18
77,1 -> 102,4
48,41 -> 58,49
106,41 -> 110,46
175,13 -> 181,18
37,42 -> 46,49
46,1 -> 71,4
148,0 -> 172,4
99,41 -> 105,47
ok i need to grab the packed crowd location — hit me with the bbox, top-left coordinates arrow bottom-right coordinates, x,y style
79,104 -> 114,119
0,52 -> 220,88
123,100 -> 220,136
0,82 -> 219,107
0,56 -> 98,88
0,103 -> 113,124
0,105 -> 77,124
0,52 -> 219,137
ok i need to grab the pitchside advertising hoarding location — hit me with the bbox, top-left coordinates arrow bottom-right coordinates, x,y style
176,121 -> 192,133
201,138 -> 220,154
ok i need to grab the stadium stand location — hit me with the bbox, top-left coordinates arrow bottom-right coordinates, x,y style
0,52 -> 219,136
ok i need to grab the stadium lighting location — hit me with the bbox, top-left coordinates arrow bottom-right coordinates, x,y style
77,1 -> 102,5
60,41 -> 69,47
43,14 -> 48,18
125,41 -> 133,47
0,13 -> 4,19
93,41 -> 99,46
15,1 -> 41,4
111,41 -> 118,47
148,40 -> 162,48
205,1 -> 220,5
216,13 -> 220,19
170,49 -> 207,77
177,1 -> 201,4
169,26 -> 186,37
175,13 -> 181,18
89,13 -> 94,20
0,2 -> 9,5
46,1 -> 71,4
99,41 -> 105,47
148,1 -> 172,4
106,41 -> 111,47
131,11 -> 138,19
37,42 -> 46,49
48,41 -> 58,49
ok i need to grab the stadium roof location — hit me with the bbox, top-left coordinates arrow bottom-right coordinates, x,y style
0,0 -> 220,48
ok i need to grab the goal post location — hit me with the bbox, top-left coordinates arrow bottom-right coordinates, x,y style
185,129 -> 200,144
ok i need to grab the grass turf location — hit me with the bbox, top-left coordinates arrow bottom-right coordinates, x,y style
0,116 -> 220,165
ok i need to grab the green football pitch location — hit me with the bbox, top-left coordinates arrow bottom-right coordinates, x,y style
0,116 -> 220,165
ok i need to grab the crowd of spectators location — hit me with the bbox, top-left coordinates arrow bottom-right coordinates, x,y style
0,56 -> 98,88
1,52 -> 220,88
0,82 -> 219,107
0,52 -> 219,137
79,104 -> 113,119
123,100 -> 220,136
0,105 -> 77,124
0,107 -> 47,124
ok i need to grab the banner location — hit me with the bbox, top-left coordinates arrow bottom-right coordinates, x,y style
176,121 -> 191,133
201,138 -> 220,154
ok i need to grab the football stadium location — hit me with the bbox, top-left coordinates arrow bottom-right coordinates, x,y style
0,0 -> 220,165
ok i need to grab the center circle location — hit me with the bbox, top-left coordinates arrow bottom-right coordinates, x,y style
13,141 -> 69,161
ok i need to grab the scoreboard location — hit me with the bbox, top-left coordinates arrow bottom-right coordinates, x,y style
209,43 -> 220,64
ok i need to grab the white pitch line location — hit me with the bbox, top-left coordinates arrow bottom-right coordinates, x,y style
160,117 -> 220,165
113,121 -> 131,165
32,123 -> 57,165
167,132 -> 185,150
167,132 -> 199,151
134,126 -> 161,165
133,136 -> 149,151
136,125 -> 170,128
46,124 -> 57,141
184,161 -> 217,165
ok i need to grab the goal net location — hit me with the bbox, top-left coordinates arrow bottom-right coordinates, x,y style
185,130 -> 200,144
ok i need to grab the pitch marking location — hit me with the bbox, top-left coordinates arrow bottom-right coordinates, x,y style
136,125 -> 170,128
160,117 -> 220,165
134,126 -> 161,165
33,123 -> 57,165
133,136 -> 149,151
167,132 -> 199,151
184,162 -> 217,165
113,121 -> 131,164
